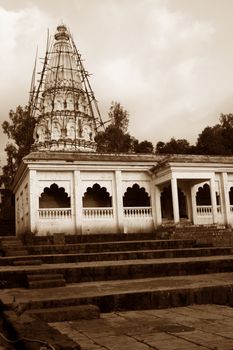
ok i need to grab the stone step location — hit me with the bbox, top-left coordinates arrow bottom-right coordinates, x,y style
61,255 -> 233,283
33,233 -> 165,245
28,279 -> 66,289
1,241 -> 24,246
27,272 -> 66,289
12,259 -> 42,266
38,246 -> 233,263
3,249 -> 28,257
0,246 -> 232,266
27,273 -> 65,282
2,255 -> 233,288
27,239 -> 197,255
26,304 -> 100,322
0,236 -> 18,241
5,273 -> 233,313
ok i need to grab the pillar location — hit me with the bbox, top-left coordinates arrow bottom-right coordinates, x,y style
171,177 -> 180,224
185,185 -> 192,221
115,170 -> 124,233
73,170 -> 83,234
210,176 -> 217,224
220,172 -> 231,226
191,184 -> 198,225
154,185 -> 162,227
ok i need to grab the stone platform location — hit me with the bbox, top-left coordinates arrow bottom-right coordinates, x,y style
51,304 -> 233,350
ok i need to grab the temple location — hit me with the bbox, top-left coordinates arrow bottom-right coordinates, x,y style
12,25 -> 233,236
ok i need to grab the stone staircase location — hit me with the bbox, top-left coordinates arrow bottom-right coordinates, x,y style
1,229 -> 233,321
0,236 -> 28,257
0,236 -> 43,266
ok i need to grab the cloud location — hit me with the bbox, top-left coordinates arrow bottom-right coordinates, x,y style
0,5 -> 56,160
0,6 -> 55,92
91,2 -> 217,143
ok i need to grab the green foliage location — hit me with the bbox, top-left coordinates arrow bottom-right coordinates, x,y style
1,105 -> 36,187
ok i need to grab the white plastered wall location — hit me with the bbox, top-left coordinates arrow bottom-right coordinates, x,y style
121,171 -> 154,233
15,172 -> 30,235
35,171 -> 75,235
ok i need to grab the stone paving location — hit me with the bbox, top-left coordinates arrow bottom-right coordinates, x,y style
51,305 -> 233,350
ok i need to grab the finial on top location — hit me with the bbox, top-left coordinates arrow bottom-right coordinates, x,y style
55,24 -> 69,41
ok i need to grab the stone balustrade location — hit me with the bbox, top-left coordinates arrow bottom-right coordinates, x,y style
196,205 -> 212,216
196,205 -> 222,216
83,208 -> 114,219
38,208 -> 72,219
124,207 -> 152,218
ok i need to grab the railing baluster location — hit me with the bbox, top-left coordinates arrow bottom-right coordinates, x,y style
38,208 -> 72,219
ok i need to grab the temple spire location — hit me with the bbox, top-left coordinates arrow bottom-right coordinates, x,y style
30,24 -> 103,152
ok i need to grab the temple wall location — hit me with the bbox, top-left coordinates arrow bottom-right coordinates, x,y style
13,153 -> 233,236
15,173 -> 30,235
16,166 -> 154,236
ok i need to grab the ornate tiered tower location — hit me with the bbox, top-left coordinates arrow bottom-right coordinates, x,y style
31,25 -> 102,152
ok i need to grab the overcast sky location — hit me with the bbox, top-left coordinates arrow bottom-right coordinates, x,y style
1,0 -> 233,165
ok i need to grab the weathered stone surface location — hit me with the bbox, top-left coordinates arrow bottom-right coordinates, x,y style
27,304 -> 100,322
3,310 -> 81,350
51,305 -> 233,349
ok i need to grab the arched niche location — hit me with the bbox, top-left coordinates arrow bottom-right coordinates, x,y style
123,184 -> 150,207
83,183 -> 112,208
39,183 -> 70,208
196,184 -> 211,205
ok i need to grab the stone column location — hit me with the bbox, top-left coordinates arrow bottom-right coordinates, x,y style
220,172 -> 231,226
171,177 -> 180,224
185,185 -> 192,222
29,169 -> 37,233
154,185 -> 162,227
73,170 -> 83,234
210,176 -> 217,224
191,184 -> 198,225
115,170 -> 124,233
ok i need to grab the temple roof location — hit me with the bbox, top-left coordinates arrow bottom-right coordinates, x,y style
23,151 -> 233,165
30,24 -> 102,153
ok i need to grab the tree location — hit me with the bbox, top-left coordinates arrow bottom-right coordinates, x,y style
1,105 -> 36,187
196,125 -> 227,155
95,102 -> 134,153
195,114 -> 233,155
155,137 -> 192,154
134,140 -> 154,153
